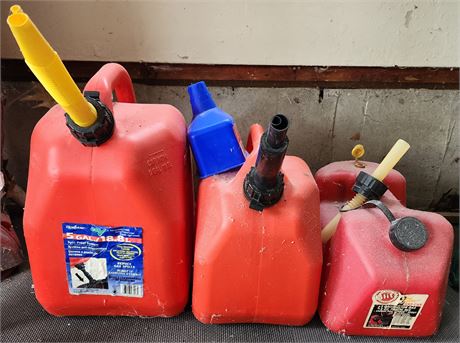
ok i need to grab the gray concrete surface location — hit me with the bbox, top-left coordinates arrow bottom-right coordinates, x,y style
2,81 -> 458,209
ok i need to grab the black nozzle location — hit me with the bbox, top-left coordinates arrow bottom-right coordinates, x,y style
267,114 -> 289,148
253,114 -> 289,189
244,114 -> 289,211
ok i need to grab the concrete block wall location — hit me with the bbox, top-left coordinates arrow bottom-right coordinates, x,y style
2,82 -> 458,210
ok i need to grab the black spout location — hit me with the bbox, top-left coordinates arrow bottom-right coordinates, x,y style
267,114 -> 289,148
254,114 -> 289,189
243,114 -> 289,211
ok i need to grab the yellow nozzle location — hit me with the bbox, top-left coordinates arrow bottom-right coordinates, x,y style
372,139 -> 410,181
7,5 -> 97,127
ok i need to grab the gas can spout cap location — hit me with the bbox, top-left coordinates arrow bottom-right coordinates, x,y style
362,200 -> 428,252
188,81 -> 217,118
352,144 -> 366,168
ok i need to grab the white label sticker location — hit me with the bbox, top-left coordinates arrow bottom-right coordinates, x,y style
364,290 -> 428,330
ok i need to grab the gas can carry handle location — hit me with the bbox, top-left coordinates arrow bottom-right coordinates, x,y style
246,124 -> 264,153
84,63 -> 136,111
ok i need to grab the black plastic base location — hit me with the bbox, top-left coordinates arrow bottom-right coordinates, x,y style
65,91 -> 115,147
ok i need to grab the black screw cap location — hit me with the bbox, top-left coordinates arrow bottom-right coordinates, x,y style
65,91 -> 115,147
243,167 -> 285,211
353,171 -> 388,200
389,217 -> 428,252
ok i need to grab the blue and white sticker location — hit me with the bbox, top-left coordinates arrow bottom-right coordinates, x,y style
63,223 -> 144,297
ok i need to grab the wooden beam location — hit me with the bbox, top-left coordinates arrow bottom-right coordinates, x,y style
2,59 -> 458,89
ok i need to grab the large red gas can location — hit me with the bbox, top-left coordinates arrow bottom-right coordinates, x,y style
192,115 -> 322,325
316,161 -> 453,336
23,64 -> 192,316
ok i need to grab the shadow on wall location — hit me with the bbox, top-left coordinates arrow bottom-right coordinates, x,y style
2,81 -> 459,210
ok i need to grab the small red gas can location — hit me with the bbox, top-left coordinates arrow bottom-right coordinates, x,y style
24,64 -> 193,317
316,160 -> 453,336
192,115 -> 322,325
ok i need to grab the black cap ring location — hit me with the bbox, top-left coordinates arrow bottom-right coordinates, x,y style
243,167 -> 284,211
352,171 -> 388,200
65,91 -> 115,147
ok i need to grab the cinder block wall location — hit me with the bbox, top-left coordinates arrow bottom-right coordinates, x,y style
2,82 -> 458,210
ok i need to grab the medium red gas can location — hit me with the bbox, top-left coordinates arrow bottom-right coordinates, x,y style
192,115 -> 322,325
23,64 -> 193,317
316,161 -> 453,336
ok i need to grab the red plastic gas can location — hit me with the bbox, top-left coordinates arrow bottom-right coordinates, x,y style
24,64 -> 193,316
316,161 -> 453,336
192,116 -> 322,325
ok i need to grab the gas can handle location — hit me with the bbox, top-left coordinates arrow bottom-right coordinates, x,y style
84,63 -> 136,111
246,124 -> 264,153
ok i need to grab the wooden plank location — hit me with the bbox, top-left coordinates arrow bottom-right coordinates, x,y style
2,59 -> 458,89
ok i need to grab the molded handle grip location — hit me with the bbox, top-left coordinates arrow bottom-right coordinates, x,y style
84,63 -> 136,111
246,124 -> 264,153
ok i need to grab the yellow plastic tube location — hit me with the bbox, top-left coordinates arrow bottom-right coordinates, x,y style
7,5 -> 97,127
372,139 -> 411,182
321,139 -> 410,243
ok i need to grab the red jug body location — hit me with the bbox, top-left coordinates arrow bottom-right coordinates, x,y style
316,161 -> 453,336
192,126 -> 322,325
24,64 -> 193,317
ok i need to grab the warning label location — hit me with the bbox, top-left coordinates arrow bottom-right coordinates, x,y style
364,290 -> 428,330
63,223 -> 144,298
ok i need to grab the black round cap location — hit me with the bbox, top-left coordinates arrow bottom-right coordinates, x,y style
389,217 -> 428,251
353,171 -> 388,200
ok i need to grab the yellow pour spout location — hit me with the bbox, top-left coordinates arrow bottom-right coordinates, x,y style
7,5 -> 97,127
372,139 -> 410,182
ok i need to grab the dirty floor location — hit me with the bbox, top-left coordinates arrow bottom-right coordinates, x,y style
0,266 -> 458,343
